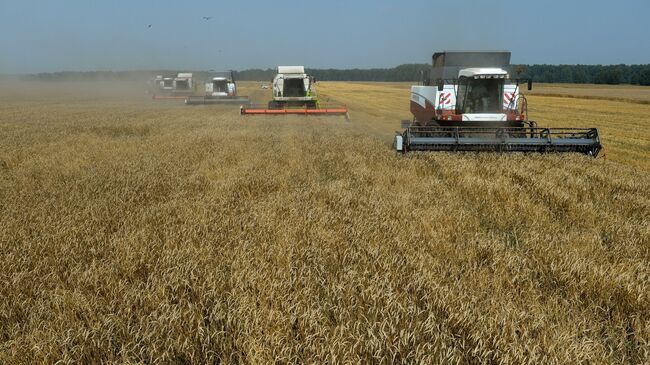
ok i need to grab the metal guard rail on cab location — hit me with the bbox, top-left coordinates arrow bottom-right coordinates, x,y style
396,126 -> 601,157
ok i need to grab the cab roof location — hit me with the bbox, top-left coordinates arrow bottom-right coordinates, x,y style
459,68 -> 509,78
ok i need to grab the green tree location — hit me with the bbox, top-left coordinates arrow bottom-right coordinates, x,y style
639,68 -> 650,86
595,68 -> 622,85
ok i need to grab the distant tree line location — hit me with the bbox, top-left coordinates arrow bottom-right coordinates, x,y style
233,64 -> 432,82
514,64 -> 650,85
19,64 -> 650,85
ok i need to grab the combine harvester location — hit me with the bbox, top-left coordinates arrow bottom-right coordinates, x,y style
395,51 -> 601,156
240,66 -> 348,118
151,73 -> 196,100
185,71 -> 250,105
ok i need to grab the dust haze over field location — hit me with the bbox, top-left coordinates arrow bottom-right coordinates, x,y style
0,80 -> 648,364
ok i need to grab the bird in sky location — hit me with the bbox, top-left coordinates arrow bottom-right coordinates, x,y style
202,17 -> 212,20
147,24 -> 152,28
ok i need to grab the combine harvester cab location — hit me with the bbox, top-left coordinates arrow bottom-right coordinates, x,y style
152,73 -> 196,100
185,71 -> 251,105
396,51 -> 601,156
240,66 -> 349,118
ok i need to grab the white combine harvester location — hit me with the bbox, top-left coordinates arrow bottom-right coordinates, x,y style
268,66 -> 317,109
185,71 -> 250,105
396,51 -> 601,156
240,66 -> 348,117
151,73 -> 195,100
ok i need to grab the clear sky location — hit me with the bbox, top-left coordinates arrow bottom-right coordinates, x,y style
0,0 -> 648,73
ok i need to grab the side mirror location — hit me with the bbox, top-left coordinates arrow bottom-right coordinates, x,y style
527,80 -> 533,91
437,80 -> 444,92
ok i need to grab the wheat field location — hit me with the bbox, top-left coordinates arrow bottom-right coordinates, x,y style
529,83 -> 650,104
0,81 -> 648,364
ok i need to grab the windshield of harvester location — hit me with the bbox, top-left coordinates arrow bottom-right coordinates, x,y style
457,78 -> 504,113
213,80 -> 228,93
283,78 -> 306,97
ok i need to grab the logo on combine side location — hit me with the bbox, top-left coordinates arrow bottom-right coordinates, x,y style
439,93 -> 452,105
503,92 -> 515,108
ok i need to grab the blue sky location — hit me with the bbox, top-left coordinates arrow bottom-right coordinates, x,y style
0,0 -> 648,73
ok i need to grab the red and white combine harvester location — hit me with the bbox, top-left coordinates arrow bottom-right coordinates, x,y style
150,73 -> 196,100
395,51 -> 601,156
240,66 -> 348,118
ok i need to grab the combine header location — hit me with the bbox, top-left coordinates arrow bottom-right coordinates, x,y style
151,73 -> 195,100
185,71 -> 251,105
240,66 -> 348,118
396,51 -> 601,156
396,126 -> 601,155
